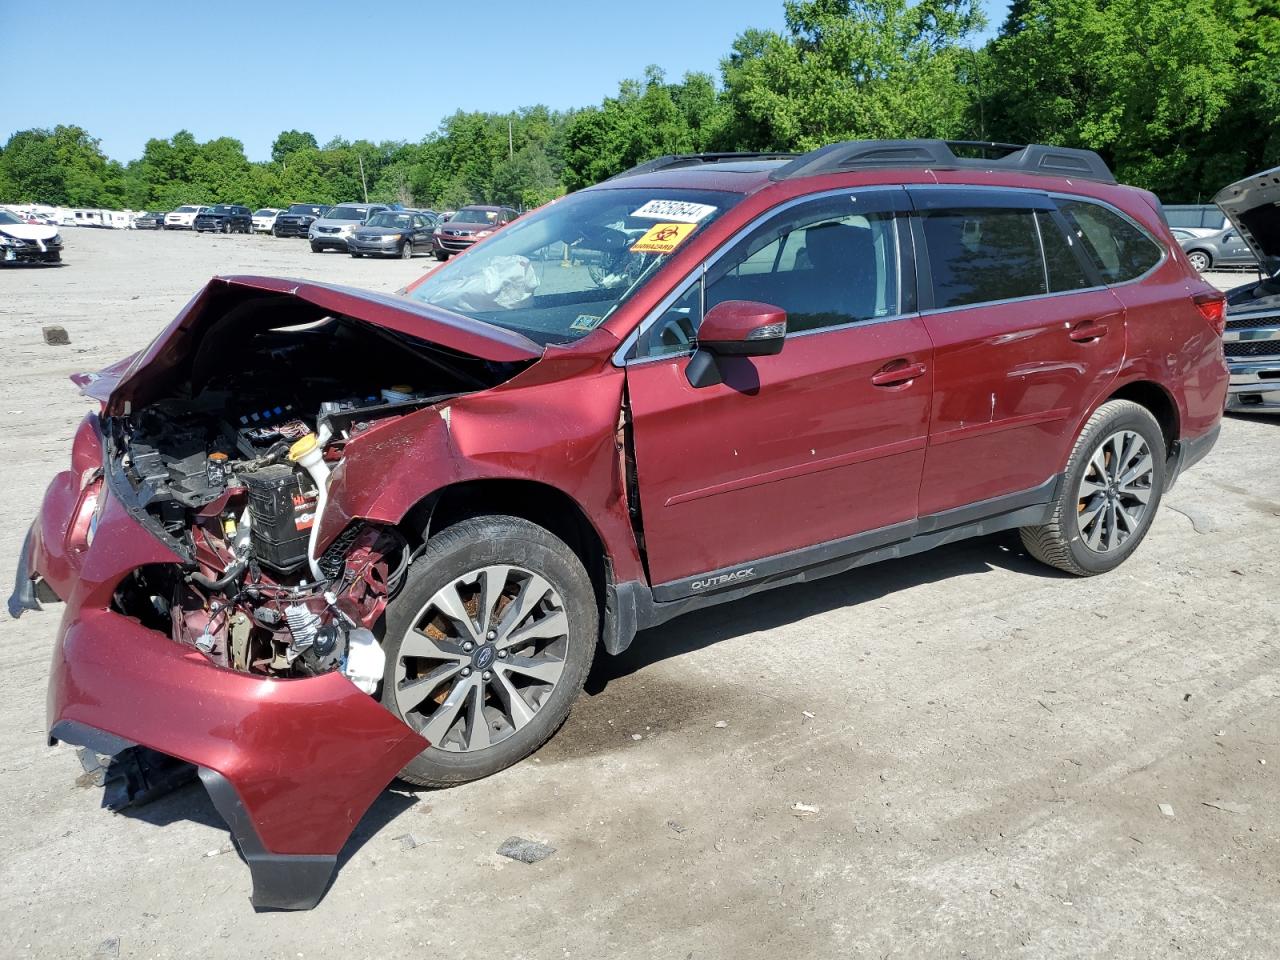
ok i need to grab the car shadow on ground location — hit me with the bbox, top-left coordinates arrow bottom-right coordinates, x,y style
585,529 -> 1065,695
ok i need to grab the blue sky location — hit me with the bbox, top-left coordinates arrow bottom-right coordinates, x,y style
2,0 -> 1011,163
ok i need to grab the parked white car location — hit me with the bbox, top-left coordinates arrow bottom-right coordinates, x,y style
251,208 -> 281,233
0,208 -> 63,264
164,205 -> 209,230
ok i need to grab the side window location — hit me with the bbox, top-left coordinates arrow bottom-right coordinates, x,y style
1056,199 -> 1162,283
1036,210 -> 1093,292
920,207 -> 1046,308
636,197 -> 901,357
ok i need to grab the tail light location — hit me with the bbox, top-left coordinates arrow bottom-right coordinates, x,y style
1193,292 -> 1226,336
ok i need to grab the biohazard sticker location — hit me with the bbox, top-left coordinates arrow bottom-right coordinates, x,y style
630,199 -> 717,223
630,223 -> 697,254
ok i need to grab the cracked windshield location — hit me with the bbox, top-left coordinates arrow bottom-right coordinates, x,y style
408,187 -> 742,344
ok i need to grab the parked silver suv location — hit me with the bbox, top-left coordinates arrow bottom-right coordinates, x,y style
1215,166 -> 1280,412
309,202 -> 390,253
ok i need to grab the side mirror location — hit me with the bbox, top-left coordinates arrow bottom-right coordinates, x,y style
686,300 -> 787,388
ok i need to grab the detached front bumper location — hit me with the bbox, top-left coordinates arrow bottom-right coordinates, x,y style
14,454 -> 427,910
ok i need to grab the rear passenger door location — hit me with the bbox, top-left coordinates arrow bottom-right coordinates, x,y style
910,188 -> 1126,517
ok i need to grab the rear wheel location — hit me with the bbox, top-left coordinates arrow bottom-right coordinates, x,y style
382,516 -> 596,786
1020,399 -> 1166,576
1186,249 -> 1211,272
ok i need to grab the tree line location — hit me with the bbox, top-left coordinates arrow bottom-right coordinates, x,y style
2,0 -> 1276,211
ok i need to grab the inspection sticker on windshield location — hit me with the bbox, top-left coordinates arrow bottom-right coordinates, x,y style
630,222 -> 698,254
570,314 -> 605,332
630,199 -> 717,223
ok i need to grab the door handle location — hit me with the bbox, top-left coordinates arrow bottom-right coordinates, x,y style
1069,320 -> 1109,342
871,360 -> 927,387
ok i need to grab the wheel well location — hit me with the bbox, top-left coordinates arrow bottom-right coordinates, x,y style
402,478 -> 609,614
1108,381 -> 1179,454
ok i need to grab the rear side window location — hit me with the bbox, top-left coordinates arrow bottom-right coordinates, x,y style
920,208 -> 1046,308
1036,210 -> 1093,292
1056,199 -> 1162,283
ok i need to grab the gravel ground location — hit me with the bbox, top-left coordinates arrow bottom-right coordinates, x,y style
1,230 -> 1277,959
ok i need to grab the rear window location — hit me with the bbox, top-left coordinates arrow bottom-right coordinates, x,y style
921,208 -> 1047,308
1057,199 -> 1163,283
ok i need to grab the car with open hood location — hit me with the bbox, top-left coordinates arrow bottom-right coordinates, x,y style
1213,165 -> 1280,412
0,208 -> 63,263
11,140 -> 1227,911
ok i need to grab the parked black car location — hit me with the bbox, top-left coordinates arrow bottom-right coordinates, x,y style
134,212 -> 167,230
274,203 -> 329,238
347,209 -> 439,259
193,205 -> 253,234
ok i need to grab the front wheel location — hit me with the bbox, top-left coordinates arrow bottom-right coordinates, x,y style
401,240 -> 413,259
1020,399 -> 1166,576
381,516 -> 597,786
1186,249 -> 1211,272
310,243 -> 322,253
434,250 -> 449,261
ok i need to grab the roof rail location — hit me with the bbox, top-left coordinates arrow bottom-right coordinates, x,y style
769,139 -> 1115,184
609,152 -> 802,180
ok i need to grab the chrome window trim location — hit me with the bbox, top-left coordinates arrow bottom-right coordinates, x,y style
613,185 -> 906,366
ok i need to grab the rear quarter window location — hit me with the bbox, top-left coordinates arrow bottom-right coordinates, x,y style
1056,199 -> 1163,283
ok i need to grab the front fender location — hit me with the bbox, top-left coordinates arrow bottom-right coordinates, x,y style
316,366 -> 646,584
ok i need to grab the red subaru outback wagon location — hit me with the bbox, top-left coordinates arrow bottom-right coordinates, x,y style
11,140 -> 1227,909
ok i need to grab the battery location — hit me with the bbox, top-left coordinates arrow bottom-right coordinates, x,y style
240,463 -> 317,573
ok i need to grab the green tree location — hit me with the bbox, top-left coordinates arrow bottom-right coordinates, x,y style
719,0 -> 986,151
983,0 -> 1267,199
271,130 -> 319,164
0,125 -> 125,206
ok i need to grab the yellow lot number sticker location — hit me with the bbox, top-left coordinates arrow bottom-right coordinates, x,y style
631,222 -> 697,254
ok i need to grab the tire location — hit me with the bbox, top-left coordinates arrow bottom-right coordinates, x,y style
434,250 -> 449,261
1020,399 -> 1166,576
401,240 -> 413,259
1186,249 -> 1211,272
222,221 -> 232,234
310,243 -> 322,253
382,515 -> 597,787
272,226 -> 282,238
350,251 -> 362,258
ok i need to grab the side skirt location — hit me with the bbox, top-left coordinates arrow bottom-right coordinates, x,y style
606,474 -> 1062,653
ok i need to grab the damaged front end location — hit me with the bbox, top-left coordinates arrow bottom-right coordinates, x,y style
13,275 -> 544,909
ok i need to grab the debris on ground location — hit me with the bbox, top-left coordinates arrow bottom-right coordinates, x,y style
203,843 -> 234,858
1158,803 -> 1175,818
667,820 -> 688,834
496,837 -> 556,864
1202,801 -> 1250,814
397,833 -> 438,850
94,937 -> 120,958
792,802 -> 820,817
631,733 -> 642,741
42,325 -> 69,345
802,711 -> 815,719
714,720 -> 728,729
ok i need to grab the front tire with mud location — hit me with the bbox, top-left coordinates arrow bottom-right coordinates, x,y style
382,516 -> 597,786
1021,399 -> 1166,576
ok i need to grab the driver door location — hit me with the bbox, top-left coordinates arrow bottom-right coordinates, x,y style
623,189 -> 934,597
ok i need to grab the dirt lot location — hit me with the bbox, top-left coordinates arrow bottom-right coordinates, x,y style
1,229 -> 1277,959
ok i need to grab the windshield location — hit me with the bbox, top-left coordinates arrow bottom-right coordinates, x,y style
408,187 -> 741,345
175,206 -> 199,214
0,210 -> 22,225
253,209 -> 275,217
210,205 -> 234,214
368,212 -> 413,229
287,204 -> 325,215
327,206 -> 371,220
453,208 -> 500,224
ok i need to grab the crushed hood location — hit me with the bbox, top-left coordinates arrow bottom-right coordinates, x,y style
1214,166 -> 1280,275
82,275 -> 542,412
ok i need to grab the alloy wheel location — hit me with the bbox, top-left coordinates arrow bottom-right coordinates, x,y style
395,565 -> 569,753
402,240 -> 413,259
1076,429 -> 1154,553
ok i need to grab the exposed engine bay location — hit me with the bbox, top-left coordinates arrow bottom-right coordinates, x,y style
106,306 -> 525,690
